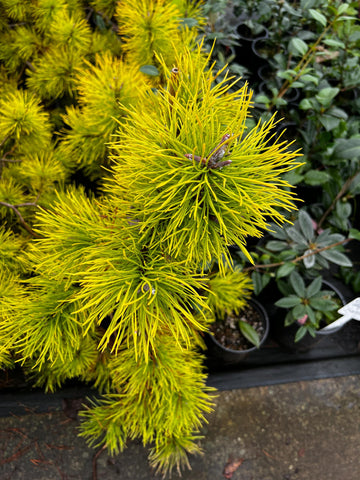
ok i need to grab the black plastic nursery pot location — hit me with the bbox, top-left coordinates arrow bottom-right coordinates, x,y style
204,298 -> 270,365
269,279 -> 347,353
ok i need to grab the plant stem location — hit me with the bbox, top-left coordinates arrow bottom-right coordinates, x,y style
270,12 -> 341,107
244,238 -> 351,272
317,172 -> 359,229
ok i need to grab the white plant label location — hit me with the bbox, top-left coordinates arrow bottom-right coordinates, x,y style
321,297 -> 360,331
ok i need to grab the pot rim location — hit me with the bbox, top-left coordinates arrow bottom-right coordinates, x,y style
208,297 -> 269,354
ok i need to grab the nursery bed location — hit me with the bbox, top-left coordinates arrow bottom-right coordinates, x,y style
206,318 -> 360,390
1,318 -> 360,417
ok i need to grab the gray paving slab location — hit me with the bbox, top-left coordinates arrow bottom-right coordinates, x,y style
1,375 -> 360,479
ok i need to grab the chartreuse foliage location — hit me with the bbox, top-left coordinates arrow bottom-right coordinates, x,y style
115,0 -> 201,75
0,0 -> 300,476
80,334 -> 214,476
206,268 -> 253,320
109,44 -> 301,269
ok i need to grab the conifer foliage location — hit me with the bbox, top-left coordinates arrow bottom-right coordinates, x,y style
0,0 -> 300,475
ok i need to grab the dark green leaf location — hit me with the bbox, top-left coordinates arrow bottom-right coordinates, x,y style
284,311 -> 295,327
289,38 -> 308,56
268,223 -> 287,240
95,14 -> 106,30
266,240 -> 287,251
276,262 -> 296,278
306,276 -> 322,297
277,70 -> 297,80
283,171 -> 304,185
333,138 -> 360,160
275,295 -> 302,308
335,200 -> 351,219
309,9 -> 327,26
299,98 -> 314,110
316,87 -> 340,106
327,106 -> 348,120
274,97 -> 288,107
319,115 -> 341,131
299,74 -> 319,85
305,305 -> 317,325
254,94 -> 271,105
289,271 -> 306,297
299,210 -> 314,241
304,169 -> 331,185
286,227 -> 307,246
293,303 -> 307,319
309,297 -> 337,311
349,228 -> 360,241
295,325 -> 308,342
319,249 -> 352,267
323,38 -> 346,48
251,272 -> 271,296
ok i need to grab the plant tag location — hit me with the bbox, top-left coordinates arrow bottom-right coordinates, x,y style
321,297 -> 360,331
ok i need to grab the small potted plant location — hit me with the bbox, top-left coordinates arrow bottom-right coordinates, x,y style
272,271 -> 346,352
203,268 -> 270,364
234,208 -> 355,352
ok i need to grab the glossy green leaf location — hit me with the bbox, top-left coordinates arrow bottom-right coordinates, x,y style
319,249 -> 352,266
284,310 -> 295,327
309,9 -> 327,26
349,228 -> 360,241
254,94 -> 270,105
251,272 -> 271,296
277,70 -> 297,80
268,223 -> 288,240
323,38 -> 346,48
309,297 -> 337,311
327,107 -> 348,120
333,138 -> 360,160
293,303 -> 307,319
299,210 -> 314,241
316,87 -> 340,106
306,276 -> 322,297
276,262 -> 296,278
275,295 -> 302,308
299,74 -> 319,85
294,325 -> 308,343
289,271 -> 306,297
239,320 -> 261,348
289,38 -> 308,56
266,240 -> 287,252
304,169 -> 330,185
139,65 -> 160,76
319,115 -> 341,131
299,98 -> 314,110
305,305 -> 317,325
337,3 -> 350,15
283,171 -> 304,185
286,227 -> 308,246
335,200 -> 351,219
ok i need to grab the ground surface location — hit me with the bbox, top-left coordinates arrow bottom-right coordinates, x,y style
1,375 -> 360,479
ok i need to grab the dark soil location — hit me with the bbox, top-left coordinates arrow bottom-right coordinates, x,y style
210,304 -> 265,351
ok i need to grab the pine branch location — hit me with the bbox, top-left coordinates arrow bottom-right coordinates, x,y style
0,201 -> 42,238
